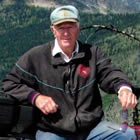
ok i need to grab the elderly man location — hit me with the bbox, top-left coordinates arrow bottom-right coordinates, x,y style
3,5 -> 137,140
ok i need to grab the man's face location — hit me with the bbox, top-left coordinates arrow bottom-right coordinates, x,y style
51,22 -> 80,51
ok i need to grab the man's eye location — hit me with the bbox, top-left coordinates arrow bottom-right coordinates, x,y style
60,27 -> 65,30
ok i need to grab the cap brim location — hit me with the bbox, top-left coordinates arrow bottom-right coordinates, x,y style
52,19 -> 78,25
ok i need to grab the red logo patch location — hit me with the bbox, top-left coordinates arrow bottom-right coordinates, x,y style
77,64 -> 90,78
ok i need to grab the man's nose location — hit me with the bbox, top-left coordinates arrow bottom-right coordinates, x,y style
63,29 -> 70,36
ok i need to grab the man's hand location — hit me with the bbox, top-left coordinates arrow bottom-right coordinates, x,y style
35,95 -> 58,115
119,88 -> 137,109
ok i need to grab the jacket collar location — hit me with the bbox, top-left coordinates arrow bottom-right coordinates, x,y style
51,40 -> 86,65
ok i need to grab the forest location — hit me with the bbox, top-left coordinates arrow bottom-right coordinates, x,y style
0,1 -> 140,124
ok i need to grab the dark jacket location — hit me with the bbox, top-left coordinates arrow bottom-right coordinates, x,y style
2,40 -> 131,135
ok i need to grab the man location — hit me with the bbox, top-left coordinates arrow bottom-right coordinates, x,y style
3,5 -> 137,140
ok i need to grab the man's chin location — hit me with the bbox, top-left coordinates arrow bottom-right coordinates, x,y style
62,40 -> 70,44
62,42 -> 71,47
62,45 -> 71,48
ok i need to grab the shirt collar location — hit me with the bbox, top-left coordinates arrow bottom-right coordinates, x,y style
52,39 -> 79,62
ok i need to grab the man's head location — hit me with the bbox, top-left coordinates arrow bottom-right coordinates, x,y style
50,5 -> 80,55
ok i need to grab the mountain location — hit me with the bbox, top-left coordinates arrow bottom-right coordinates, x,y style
2,0 -> 140,14
26,0 -> 140,14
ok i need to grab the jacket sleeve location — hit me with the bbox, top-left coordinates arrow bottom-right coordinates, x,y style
95,47 -> 132,94
2,51 -> 37,104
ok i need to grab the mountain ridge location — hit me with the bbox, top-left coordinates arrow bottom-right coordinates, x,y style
1,0 -> 140,14
26,0 -> 140,14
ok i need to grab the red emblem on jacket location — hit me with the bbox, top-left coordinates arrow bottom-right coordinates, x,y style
77,64 -> 90,78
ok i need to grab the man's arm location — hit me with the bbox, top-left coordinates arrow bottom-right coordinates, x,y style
2,51 -> 37,103
95,47 -> 137,108
2,64 -> 36,103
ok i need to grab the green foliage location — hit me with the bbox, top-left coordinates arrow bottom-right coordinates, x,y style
79,13 -> 140,87
0,3 -> 53,84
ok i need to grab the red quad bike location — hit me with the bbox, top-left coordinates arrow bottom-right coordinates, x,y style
130,125 -> 140,138
129,87 -> 140,140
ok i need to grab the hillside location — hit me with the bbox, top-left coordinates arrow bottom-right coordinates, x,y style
28,0 -> 140,14
0,2 -> 140,123
1,0 -> 140,14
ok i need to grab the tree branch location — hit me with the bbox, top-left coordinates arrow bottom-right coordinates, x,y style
81,24 -> 140,43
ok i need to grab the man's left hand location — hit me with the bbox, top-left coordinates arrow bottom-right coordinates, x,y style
119,88 -> 137,109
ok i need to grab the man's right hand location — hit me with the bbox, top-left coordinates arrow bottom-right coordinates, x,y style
35,94 -> 58,115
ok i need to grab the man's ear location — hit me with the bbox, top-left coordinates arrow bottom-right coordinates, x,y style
50,26 -> 54,32
50,26 -> 56,38
50,26 -> 56,37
